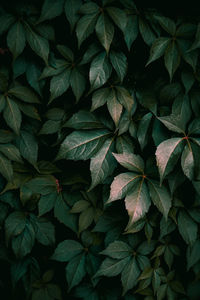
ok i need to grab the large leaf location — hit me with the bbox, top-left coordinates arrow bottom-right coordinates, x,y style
56,129 -> 110,161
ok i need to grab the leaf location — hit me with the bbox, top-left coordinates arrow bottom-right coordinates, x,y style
0,152 -> 13,181
18,130 -> 38,166
139,18 -> 156,46
148,180 -> 171,219
146,38 -> 170,66
125,179 -> 151,225
106,89 -> 123,126
110,51 -> 127,82
121,257 -> 140,295
108,172 -> 141,203
12,222 -> 35,258
181,144 -> 194,180
39,120 -> 61,135
95,14 -> 114,53
25,24 -> 49,65
35,218 -> 55,246
0,13 -> 15,35
49,68 -> 71,103
124,15 -> 138,50
189,23 -> 200,51
106,7 -> 127,32
137,112 -> 152,150
70,68 -> 86,102
116,87 -> 134,115
94,256 -> 130,278
38,0 -> 64,23
89,137 -> 116,190
66,254 -> 86,291
0,144 -> 22,163
154,15 -> 176,35
64,110 -> 103,129
187,239 -> 200,270
112,152 -> 144,173
25,176 -> 57,195
156,138 -> 184,183
89,52 -> 111,90
51,239 -> 83,262
76,13 -> 99,48
3,97 -> 22,135
8,85 -> 40,103
5,211 -> 26,244
38,192 -> 57,216
100,241 -> 131,259
65,0 -> 82,31
56,129 -> 110,161
164,41 -> 180,81
91,87 -> 109,111
178,210 -> 198,245
7,21 -> 26,60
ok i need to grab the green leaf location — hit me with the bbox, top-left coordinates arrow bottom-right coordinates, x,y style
3,97 -> 22,135
7,21 -> 26,60
125,179 -> 151,225
154,15 -> 176,35
187,239 -> 200,270
12,221 -> 35,258
156,138 -> 184,183
0,13 -> 16,35
121,257 -> 140,295
189,23 -> 200,51
89,52 -> 111,90
35,218 -> 55,246
137,113 -> 152,150
66,254 -> 86,291
0,144 -> 22,163
0,152 -> 13,181
164,41 -> 180,81
91,87 -> 110,111
56,45 -> 74,61
38,0 -> 64,23
38,192 -> 57,216
5,211 -> 26,244
51,239 -> 83,262
178,210 -> 198,245
110,51 -> 127,82
100,241 -> 131,259
146,38 -> 170,66
106,89 -> 123,126
124,15 -> 138,50
56,129 -> 110,161
18,130 -> 38,166
64,110 -> 103,129
148,180 -> 171,219
106,7 -> 127,32
76,13 -> 99,48
89,137 -> 116,190
25,24 -> 49,65
108,172 -> 141,202
95,14 -> 114,53
112,152 -> 144,173
49,68 -> 71,103
65,0 -> 82,31
139,18 -> 156,46
116,87 -> 134,115
8,85 -> 40,104
94,256 -> 130,278
25,176 -> 57,195
70,68 -> 86,102
181,144 -> 194,180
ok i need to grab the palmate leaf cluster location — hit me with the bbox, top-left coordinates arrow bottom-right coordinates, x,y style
0,0 -> 200,299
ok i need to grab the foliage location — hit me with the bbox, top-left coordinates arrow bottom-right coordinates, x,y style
0,0 -> 200,299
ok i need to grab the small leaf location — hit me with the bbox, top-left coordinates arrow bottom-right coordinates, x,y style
146,37 -> 170,66
164,41 -> 180,81
178,210 -> 198,245
17,130 -> 38,166
181,144 -> 194,180
70,68 -> 86,102
38,0 -> 64,23
95,14 -> 114,53
0,152 -> 13,182
112,152 -> 144,173
3,97 -> 22,135
107,89 -> 123,126
66,254 -> 86,291
94,256 -> 130,278
91,87 -> 109,111
51,239 -> 83,262
7,21 -> 26,60
100,241 -> 131,259
109,51 -> 127,82
49,68 -> 71,103
156,138 -> 184,183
